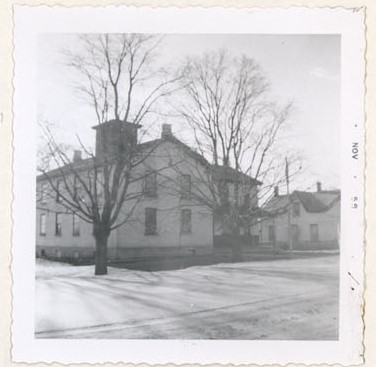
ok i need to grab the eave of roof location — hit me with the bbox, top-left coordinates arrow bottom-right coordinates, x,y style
37,134 -> 261,185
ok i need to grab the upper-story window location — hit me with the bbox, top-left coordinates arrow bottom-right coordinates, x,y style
144,171 -> 157,198
292,202 -> 300,217
181,174 -> 191,198
96,171 -> 103,200
56,179 -> 62,203
40,182 -> 47,205
73,177 -> 85,202
242,193 -> 251,208
74,177 -> 80,200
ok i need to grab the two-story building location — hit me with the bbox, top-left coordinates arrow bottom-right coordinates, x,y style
259,183 -> 341,251
36,121 -> 260,263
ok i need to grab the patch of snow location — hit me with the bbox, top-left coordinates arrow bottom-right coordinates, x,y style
35,256 -> 339,340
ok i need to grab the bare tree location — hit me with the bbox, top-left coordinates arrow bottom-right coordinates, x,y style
38,34 -> 178,275
173,50 -> 300,243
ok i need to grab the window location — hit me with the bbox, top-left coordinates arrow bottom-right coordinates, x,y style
145,208 -> 157,235
291,224 -> 299,243
96,171 -> 103,200
144,171 -> 157,198
242,193 -> 251,208
310,224 -> 319,242
56,180 -> 62,203
72,213 -> 80,236
74,177 -> 81,200
181,174 -> 191,198
181,209 -> 192,233
40,214 -> 46,236
292,202 -> 300,217
268,225 -> 276,242
40,182 -> 47,205
74,177 -> 86,202
219,182 -> 229,201
55,213 -> 62,236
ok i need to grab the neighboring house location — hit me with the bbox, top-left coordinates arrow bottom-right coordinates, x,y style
259,184 -> 341,250
36,121 -> 260,262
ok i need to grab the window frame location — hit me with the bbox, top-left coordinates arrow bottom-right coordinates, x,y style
310,224 -> 319,242
72,213 -> 80,237
291,224 -> 299,242
40,213 -> 46,236
268,225 -> 276,242
180,174 -> 192,199
56,179 -> 62,203
73,177 -> 83,201
292,201 -> 300,217
144,207 -> 157,235
96,171 -> 104,200
181,208 -> 192,234
40,182 -> 47,205
144,171 -> 158,198
55,212 -> 62,237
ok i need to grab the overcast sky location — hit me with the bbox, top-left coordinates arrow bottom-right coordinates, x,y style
37,34 -> 340,191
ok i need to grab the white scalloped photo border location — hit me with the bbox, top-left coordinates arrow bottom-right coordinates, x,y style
11,5 -> 366,366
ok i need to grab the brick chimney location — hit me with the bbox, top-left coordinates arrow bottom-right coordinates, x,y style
161,124 -> 172,139
73,150 -> 82,162
317,181 -> 322,192
274,186 -> 279,197
92,120 -> 141,159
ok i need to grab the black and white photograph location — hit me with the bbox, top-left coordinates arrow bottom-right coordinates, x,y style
35,32 -> 341,341
11,6 -> 365,365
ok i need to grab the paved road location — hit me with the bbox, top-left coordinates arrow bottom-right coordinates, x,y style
35,255 -> 339,340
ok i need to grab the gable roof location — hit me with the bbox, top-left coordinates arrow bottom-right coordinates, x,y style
37,133 -> 262,187
140,134 -> 210,167
263,189 -> 340,215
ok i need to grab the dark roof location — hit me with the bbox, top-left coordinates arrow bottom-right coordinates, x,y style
263,189 -> 340,214
263,195 -> 289,213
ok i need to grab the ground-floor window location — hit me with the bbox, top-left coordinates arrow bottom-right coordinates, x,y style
310,224 -> 319,242
268,225 -> 276,242
55,213 -> 62,236
145,208 -> 157,235
72,213 -> 80,236
40,213 -> 46,236
291,224 -> 299,243
181,209 -> 192,233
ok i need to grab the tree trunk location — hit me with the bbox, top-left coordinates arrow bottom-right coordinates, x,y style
231,223 -> 243,262
93,224 -> 110,276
